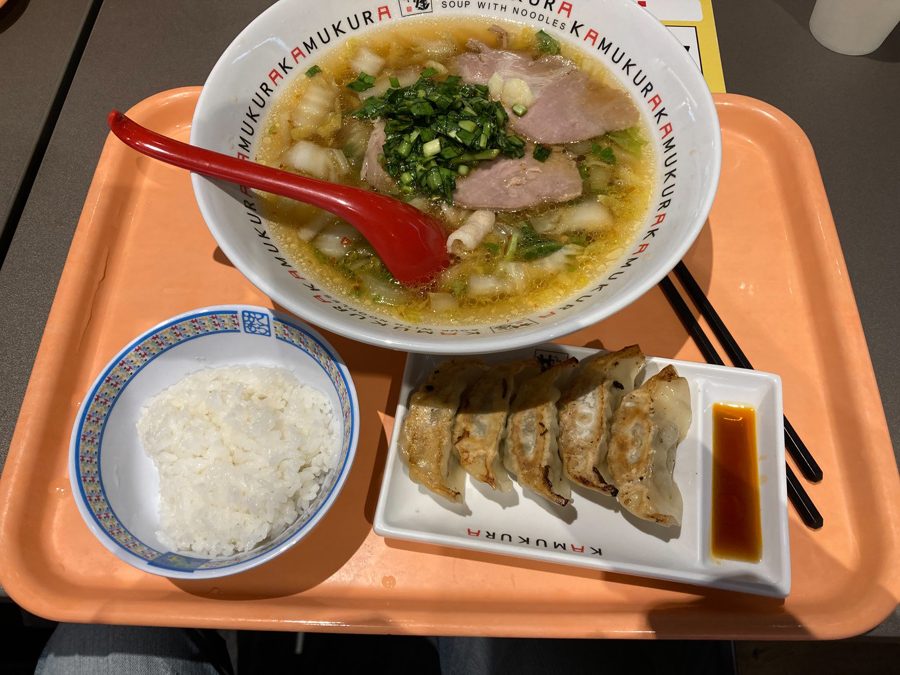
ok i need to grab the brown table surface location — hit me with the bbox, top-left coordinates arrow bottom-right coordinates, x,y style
0,0 -> 98,256
0,0 -> 896,635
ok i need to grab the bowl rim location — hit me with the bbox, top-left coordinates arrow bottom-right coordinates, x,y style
68,303 -> 360,579
191,0 -> 722,354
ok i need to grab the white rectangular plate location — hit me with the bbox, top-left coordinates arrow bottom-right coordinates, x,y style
373,344 -> 791,597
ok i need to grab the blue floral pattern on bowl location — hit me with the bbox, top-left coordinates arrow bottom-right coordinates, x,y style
241,309 -> 271,336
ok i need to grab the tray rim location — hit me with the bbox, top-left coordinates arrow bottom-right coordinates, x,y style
0,87 -> 897,639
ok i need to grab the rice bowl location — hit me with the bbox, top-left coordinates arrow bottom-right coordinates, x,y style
69,305 -> 359,579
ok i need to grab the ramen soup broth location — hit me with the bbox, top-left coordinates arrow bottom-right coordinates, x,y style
256,19 -> 655,325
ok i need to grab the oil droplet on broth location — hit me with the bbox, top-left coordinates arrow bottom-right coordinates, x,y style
381,575 -> 396,589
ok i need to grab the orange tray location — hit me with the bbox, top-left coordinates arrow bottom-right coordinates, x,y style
0,88 -> 897,639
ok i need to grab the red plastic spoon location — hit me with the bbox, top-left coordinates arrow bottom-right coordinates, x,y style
107,110 -> 450,285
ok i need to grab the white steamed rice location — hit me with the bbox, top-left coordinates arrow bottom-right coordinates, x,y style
136,365 -> 339,556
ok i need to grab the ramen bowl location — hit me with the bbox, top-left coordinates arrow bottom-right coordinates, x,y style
191,0 -> 720,354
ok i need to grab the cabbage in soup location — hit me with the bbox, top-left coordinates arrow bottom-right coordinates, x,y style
256,19 -> 654,325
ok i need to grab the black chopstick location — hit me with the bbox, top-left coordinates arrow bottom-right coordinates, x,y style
659,276 -> 824,530
658,276 -> 725,367
673,261 -> 823,483
785,464 -> 824,529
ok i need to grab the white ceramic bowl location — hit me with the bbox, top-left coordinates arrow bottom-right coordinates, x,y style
191,0 -> 720,354
69,305 -> 359,579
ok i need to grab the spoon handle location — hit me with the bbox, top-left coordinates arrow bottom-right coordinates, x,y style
109,111 -> 356,211
107,111 -> 449,284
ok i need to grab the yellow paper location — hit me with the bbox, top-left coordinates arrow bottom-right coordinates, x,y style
656,0 -> 726,92
660,0 -> 725,93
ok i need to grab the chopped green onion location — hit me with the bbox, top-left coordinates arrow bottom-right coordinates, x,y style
473,149 -> 500,160
536,29 -> 561,55
409,100 -> 435,116
566,232 -> 590,247
533,145 -> 552,162
350,70 -> 526,200
606,127 -> 646,155
421,67 -> 439,78
448,278 -> 467,297
511,103 -> 528,117
518,240 -> 565,260
592,143 -> 617,165
514,223 -> 564,261
578,163 -> 591,180
456,129 -> 475,145
347,72 -> 377,92
426,168 -> 443,190
305,65 -> 322,77
389,76 -> 400,88
352,95 -> 385,117
396,139 -> 413,158
423,138 -> 442,157
504,232 -> 519,261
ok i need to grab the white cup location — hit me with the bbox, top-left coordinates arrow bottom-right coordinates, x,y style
809,0 -> 900,55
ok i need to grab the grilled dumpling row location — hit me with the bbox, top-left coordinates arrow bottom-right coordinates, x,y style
398,349 -> 691,527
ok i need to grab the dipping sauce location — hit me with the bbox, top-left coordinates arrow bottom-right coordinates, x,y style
711,403 -> 762,562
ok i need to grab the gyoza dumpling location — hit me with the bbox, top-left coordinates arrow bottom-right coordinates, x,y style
607,365 -> 691,526
502,358 -> 578,506
558,345 -> 645,495
453,361 -> 532,492
400,359 -> 485,503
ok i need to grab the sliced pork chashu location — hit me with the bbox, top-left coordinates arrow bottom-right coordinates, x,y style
453,145 -> 582,210
453,42 -> 640,144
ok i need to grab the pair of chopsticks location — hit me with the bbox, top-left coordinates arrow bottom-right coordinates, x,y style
659,261 -> 824,530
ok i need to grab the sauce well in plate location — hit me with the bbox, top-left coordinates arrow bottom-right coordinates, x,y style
711,403 -> 762,562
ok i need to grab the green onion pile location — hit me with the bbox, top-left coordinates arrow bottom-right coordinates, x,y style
350,70 -> 526,201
